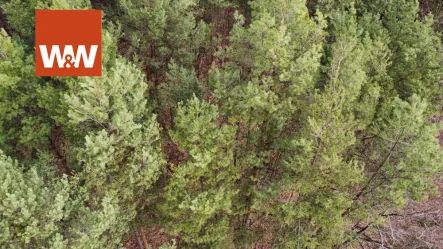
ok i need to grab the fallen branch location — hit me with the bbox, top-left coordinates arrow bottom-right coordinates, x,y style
141,230 -> 149,249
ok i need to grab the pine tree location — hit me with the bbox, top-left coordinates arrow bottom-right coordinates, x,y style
0,151 -> 71,249
0,149 -> 137,248
161,96 -> 237,246
116,0 -> 209,78
65,56 -> 166,221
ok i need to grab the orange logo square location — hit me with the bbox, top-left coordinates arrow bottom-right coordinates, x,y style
35,10 -> 102,76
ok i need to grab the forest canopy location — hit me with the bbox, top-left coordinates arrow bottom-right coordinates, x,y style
1,0 -> 443,248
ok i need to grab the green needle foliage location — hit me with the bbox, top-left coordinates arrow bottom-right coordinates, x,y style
0,151 -> 71,249
1,0 -> 443,248
162,96 -> 238,246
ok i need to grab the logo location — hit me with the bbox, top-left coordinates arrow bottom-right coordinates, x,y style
35,10 -> 102,76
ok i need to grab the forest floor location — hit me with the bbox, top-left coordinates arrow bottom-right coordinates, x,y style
364,131 -> 443,248
373,178 -> 443,248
